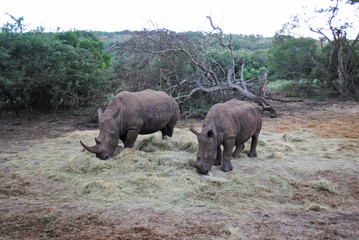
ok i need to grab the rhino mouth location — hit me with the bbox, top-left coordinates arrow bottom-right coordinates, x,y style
189,160 -> 210,175
96,154 -> 111,160
197,168 -> 209,174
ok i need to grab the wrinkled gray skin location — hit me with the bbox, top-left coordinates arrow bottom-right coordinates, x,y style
81,89 -> 179,160
190,99 -> 262,174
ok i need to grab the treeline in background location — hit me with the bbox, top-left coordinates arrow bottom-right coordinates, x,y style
1,16 -> 358,116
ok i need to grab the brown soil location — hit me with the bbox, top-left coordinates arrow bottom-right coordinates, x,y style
263,101 -> 359,139
1,99 -> 359,239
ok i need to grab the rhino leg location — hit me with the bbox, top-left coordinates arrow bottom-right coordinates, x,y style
160,127 -> 168,139
248,131 -> 259,157
123,129 -> 140,148
220,138 -> 235,172
167,122 -> 176,138
232,143 -> 244,158
214,146 -> 222,166
161,123 -> 175,139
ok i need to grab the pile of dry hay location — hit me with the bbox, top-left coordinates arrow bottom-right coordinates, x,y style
2,126 -> 359,214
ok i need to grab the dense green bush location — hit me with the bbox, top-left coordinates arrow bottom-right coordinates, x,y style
267,35 -> 317,80
0,19 -> 113,113
266,79 -> 334,98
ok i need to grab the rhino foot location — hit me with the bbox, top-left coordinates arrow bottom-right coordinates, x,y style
214,157 -> 222,166
247,152 -> 257,158
232,152 -> 241,158
220,162 -> 233,172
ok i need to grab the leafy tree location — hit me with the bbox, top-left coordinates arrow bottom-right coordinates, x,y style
310,0 -> 359,99
56,31 -> 112,68
0,16 -> 113,113
281,0 -> 359,99
267,35 -> 317,80
55,31 -> 79,47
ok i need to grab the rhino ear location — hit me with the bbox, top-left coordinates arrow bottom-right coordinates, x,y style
207,130 -> 214,138
97,108 -> 104,123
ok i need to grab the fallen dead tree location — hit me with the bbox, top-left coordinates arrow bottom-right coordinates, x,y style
114,17 -> 277,117
163,17 -> 276,117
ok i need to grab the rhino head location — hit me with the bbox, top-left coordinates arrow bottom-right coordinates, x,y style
190,126 -> 218,174
80,108 -> 120,160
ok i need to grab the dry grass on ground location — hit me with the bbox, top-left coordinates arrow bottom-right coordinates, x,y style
0,100 -> 359,239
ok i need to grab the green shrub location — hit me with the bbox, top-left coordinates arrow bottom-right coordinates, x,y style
0,18 -> 113,112
267,79 -> 320,98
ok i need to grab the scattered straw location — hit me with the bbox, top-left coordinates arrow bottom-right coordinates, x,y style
1,126 -> 358,215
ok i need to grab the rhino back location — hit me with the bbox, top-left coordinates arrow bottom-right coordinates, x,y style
205,99 -> 261,143
109,90 -> 179,133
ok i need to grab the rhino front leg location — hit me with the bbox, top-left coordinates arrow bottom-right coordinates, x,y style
123,129 -> 140,148
220,138 -> 235,172
214,146 -> 222,166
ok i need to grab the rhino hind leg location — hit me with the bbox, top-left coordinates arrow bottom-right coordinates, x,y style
160,127 -> 168,139
161,123 -> 175,139
167,125 -> 174,137
248,131 -> 259,157
232,143 -> 244,157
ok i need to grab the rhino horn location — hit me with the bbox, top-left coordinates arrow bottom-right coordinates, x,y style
190,126 -> 200,136
95,137 -> 101,144
189,160 -> 197,167
80,140 -> 100,154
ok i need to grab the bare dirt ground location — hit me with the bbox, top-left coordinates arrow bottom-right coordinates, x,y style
1,99 -> 359,240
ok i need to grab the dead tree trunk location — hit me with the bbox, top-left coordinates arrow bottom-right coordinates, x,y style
176,77 -> 276,117
337,33 -> 347,100
258,72 -> 267,98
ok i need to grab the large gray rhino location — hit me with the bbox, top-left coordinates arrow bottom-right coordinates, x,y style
81,89 -> 179,160
190,99 -> 262,174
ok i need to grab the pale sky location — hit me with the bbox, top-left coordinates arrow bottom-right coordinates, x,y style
1,0 -> 358,38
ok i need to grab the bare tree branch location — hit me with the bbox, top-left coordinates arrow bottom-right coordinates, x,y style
114,20 -> 277,116
239,58 -> 247,91
175,84 -> 233,100
148,48 -> 220,85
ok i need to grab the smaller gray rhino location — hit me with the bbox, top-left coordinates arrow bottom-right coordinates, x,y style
190,99 -> 262,174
